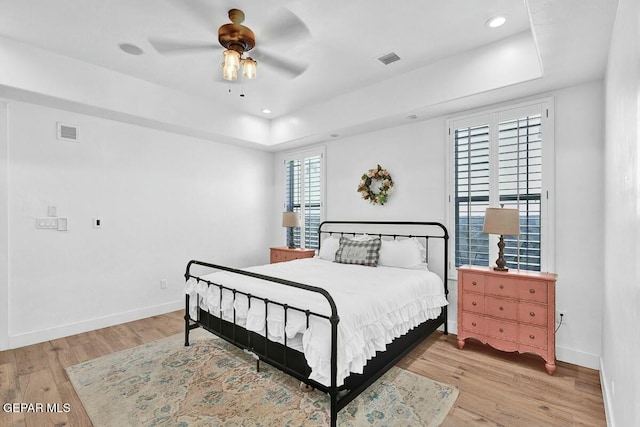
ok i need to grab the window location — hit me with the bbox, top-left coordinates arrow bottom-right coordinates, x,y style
448,100 -> 554,273
284,149 -> 324,249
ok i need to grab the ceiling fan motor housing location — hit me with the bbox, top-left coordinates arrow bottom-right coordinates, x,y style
218,9 -> 255,53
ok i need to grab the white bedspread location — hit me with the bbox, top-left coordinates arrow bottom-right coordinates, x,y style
184,258 -> 447,387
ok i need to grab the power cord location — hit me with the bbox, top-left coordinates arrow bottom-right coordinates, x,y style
554,313 -> 564,333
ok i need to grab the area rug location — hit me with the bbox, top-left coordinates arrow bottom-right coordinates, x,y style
66,329 -> 458,426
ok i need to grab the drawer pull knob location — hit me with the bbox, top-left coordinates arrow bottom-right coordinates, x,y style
472,322 -> 477,327
529,289 -> 536,294
472,281 -> 477,286
499,284 -> 504,289
472,301 -> 477,306
499,306 -> 504,311
529,334 -> 535,339
530,312 -> 535,317
499,328 -> 504,333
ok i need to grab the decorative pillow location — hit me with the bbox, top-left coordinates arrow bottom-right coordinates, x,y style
334,236 -> 382,267
318,235 -> 341,260
378,238 -> 428,269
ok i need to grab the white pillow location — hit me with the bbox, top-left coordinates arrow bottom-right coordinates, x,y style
318,235 -> 340,260
378,238 -> 428,269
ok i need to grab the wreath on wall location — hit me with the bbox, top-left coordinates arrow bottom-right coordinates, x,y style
357,164 -> 394,205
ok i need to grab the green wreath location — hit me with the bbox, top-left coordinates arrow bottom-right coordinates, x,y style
357,164 -> 394,205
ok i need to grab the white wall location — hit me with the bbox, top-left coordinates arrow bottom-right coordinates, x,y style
324,120 -> 446,223
274,80 -> 605,369
553,81 -> 605,368
601,0 -> 640,425
2,100 -> 274,349
0,101 -> 8,350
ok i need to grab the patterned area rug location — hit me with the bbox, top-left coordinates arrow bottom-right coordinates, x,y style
66,329 -> 458,426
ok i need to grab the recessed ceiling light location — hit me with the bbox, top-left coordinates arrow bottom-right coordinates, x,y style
330,133 -> 340,138
407,114 -> 418,120
486,16 -> 507,28
262,109 -> 272,114
119,43 -> 144,55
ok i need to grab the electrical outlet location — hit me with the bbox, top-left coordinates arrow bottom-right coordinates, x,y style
556,310 -> 567,325
160,279 -> 167,289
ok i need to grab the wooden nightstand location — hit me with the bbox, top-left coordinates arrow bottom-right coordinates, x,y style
270,247 -> 315,264
457,265 -> 557,375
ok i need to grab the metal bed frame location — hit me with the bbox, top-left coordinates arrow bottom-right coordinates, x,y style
184,220 -> 449,427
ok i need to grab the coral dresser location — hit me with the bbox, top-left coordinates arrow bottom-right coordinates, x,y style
457,265 -> 557,374
270,247 -> 315,264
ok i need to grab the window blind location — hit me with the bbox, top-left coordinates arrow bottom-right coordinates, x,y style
454,124 -> 490,267
284,153 -> 322,249
498,115 -> 542,271
451,103 -> 550,273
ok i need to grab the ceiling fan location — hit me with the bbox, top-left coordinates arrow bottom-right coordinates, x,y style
149,7 -> 310,81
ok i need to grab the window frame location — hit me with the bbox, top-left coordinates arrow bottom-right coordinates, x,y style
446,98 -> 555,277
282,146 -> 326,249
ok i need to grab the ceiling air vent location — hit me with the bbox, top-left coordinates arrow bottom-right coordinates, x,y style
377,52 -> 401,65
57,122 -> 79,142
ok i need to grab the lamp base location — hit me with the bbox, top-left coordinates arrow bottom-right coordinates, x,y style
286,227 -> 297,249
493,235 -> 509,272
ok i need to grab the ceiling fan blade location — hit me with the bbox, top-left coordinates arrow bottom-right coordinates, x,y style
260,8 -> 311,45
252,49 -> 308,78
149,37 -> 221,55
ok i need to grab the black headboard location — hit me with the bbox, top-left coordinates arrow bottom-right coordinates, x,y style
318,220 -> 449,296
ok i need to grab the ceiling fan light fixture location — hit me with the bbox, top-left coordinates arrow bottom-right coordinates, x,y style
222,63 -> 238,81
242,57 -> 257,79
223,49 -> 241,70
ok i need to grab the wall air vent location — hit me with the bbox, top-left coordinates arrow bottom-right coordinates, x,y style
377,52 -> 401,65
57,122 -> 79,142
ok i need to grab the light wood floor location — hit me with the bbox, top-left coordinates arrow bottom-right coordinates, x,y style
0,311 -> 606,427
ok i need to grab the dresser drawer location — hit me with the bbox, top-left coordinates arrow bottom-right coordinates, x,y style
518,280 -> 548,304
485,277 -> 518,298
519,324 -> 547,349
486,318 -> 518,341
461,312 -> 486,334
518,303 -> 547,326
485,296 -> 517,321
461,272 -> 486,293
462,294 -> 485,314
270,250 -> 292,263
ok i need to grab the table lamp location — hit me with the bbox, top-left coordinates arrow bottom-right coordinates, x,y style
482,207 -> 520,272
282,211 -> 301,249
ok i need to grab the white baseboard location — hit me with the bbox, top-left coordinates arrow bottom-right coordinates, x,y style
599,359 -> 615,427
555,345 -> 600,370
6,300 -> 183,350
447,320 -> 458,335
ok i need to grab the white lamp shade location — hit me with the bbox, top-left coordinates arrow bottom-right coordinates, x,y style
223,49 -> 240,69
282,211 -> 301,228
222,49 -> 241,81
482,208 -> 520,236
242,57 -> 257,79
222,64 -> 238,81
